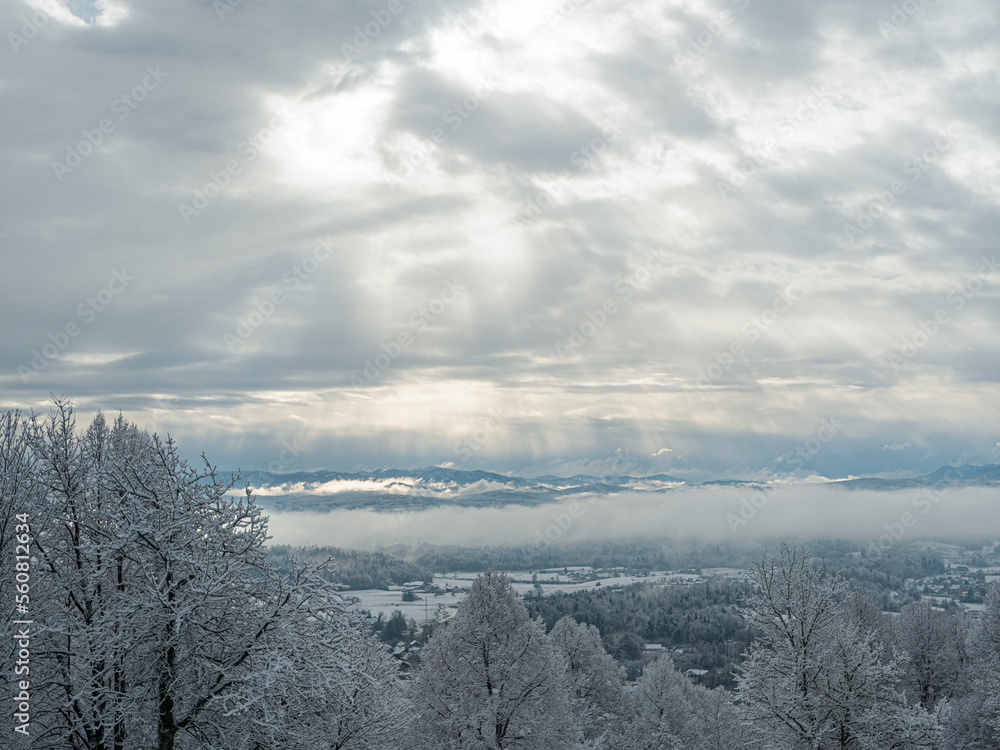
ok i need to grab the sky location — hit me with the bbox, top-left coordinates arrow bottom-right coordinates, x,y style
2,0 -> 999,481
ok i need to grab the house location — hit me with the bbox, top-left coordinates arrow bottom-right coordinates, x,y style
389,640 -> 424,677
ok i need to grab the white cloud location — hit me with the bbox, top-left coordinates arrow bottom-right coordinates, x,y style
3,0 -> 999,478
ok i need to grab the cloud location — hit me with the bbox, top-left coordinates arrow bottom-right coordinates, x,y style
2,0 -> 999,479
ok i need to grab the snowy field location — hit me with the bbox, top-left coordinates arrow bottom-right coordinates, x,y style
348,568 -> 703,621
345,588 -> 465,623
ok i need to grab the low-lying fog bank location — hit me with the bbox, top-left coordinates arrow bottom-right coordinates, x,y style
264,485 -> 1000,549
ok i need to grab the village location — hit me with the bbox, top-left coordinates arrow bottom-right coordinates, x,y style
348,544 -> 1000,679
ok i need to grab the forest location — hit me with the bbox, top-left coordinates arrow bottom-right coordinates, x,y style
268,544 -> 432,590
2,405 -> 999,749
526,580 -> 757,686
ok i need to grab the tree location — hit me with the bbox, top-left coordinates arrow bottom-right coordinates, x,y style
383,609 -> 408,643
693,685 -> 764,750
941,585 -> 1000,749
416,569 -> 579,748
238,606 -> 413,750
842,588 -> 888,641
0,410 -> 46,741
616,655 -> 691,749
26,405 -> 137,749
549,616 -> 626,743
612,654 -> 759,750
895,601 -> 966,708
737,546 -> 941,750
4,402 -> 408,750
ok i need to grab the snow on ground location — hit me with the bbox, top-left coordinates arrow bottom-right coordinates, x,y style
348,568 -> 703,621
345,588 -> 463,623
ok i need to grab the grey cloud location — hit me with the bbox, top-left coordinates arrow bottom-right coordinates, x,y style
1,0 -> 998,482
387,67 -> 605,172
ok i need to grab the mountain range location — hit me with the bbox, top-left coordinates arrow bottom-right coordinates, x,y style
232,464 -> 1000,512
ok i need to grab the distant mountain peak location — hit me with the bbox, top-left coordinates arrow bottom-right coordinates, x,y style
232,463 -> 1000,511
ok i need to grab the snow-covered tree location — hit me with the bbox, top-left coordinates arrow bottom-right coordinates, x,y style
693,685 -> 763,750
5,402 -> 408,750
0,410 -> 46,741
416,569 -> 579,749
27,406 -> 137,749
233,601 -> 414,750
549,616 -> 626,744
616,654 -> 693,749
895,601 -> 966,708
613,654 -> 759,750
941,585 -> 1000,749
842,588 -> 889,642
737,546 -> 941,750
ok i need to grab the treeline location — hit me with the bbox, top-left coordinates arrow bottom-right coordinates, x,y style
385,539 -> 765,573
385,538 -> 945,587
526,580 -> 754,686
269,544 -> 432,590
